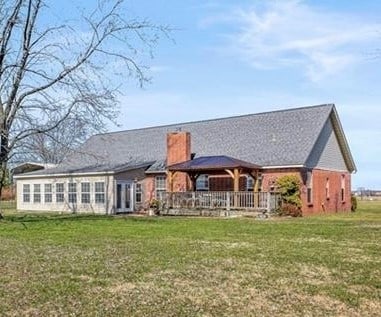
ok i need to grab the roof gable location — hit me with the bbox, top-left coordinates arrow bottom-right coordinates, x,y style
305,106 -> 356,172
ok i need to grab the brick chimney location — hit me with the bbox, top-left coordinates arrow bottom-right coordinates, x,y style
167,131 -> 191,191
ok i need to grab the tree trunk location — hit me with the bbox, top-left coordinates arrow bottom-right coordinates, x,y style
0,134 -> 10,219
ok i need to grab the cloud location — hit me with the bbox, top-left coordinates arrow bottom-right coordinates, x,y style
210,0 -> 381,81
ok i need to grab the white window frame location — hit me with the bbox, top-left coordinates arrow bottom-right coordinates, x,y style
33,184 -> 41,203
68,182 -> 77,203
81,182 -> 91,204
94,182 -> 105,204
56,183 -> 65,203
23,184 -> 30,203
155,176 -> 166,199
44,184 -> 52,203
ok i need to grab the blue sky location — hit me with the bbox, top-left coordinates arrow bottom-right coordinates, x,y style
58,0 -> 381,189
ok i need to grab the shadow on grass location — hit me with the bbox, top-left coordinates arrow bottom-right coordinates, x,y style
0,212 -> 165,225
1,212 -> 115,224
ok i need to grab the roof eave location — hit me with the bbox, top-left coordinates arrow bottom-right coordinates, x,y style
330,106 -> 357,173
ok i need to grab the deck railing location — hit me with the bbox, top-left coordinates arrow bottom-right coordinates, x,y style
158,191 -> 281,213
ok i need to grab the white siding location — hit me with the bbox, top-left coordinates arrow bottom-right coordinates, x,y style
306,118 -> 348,171
16,175 -> 115,214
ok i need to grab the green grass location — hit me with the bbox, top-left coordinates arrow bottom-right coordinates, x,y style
0,202 -> 380,316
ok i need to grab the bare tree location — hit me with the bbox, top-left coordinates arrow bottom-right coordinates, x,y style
0,0 -> 169,216
15,116 -> 96,164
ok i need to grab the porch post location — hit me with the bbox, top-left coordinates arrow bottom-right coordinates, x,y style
254,170 -> 259,209
233,168 -> 240,207
168,171 -> 174,192
233,168 -> 240,192
188,173 -> 197,191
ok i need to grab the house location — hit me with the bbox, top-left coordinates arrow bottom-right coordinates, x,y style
14,104 -> 356,215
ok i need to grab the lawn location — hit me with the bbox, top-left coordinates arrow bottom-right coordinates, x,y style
0,202 -> 380,316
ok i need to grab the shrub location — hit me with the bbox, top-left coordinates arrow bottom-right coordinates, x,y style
149,199 -> 161,215
276,175 -> 302,217
351,195 -> 357,212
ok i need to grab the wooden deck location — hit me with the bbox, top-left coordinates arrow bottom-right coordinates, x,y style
158,191 -> 281,215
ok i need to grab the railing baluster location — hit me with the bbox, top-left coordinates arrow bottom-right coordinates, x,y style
159,191 -> 278,213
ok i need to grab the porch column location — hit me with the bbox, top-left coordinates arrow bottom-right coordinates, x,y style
233,168 -> 240,192
254,170 -> 259,209
168,171 -> 174,192
188,173 -> 197,191
233,168 -> 240,207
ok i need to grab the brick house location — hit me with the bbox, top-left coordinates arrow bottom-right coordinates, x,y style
14,104 -> 356,215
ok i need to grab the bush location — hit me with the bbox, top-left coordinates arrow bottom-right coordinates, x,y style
351,195 -> 357,212
280,203 -> 302,217
149,199 -> 161,215
276,175 -> 302,217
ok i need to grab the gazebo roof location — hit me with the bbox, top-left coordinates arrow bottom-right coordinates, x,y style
168,155 -> 261,172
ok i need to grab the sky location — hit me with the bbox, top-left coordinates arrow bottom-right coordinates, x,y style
55,0 -> 381,189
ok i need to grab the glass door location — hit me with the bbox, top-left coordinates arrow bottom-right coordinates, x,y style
116,182 -> 134,212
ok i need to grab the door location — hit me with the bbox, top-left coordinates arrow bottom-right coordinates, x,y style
116,181 -> 134,212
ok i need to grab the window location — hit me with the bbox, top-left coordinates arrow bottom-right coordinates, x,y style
306,171 -> 313,204
135,183 -> 142,203
155,176 -> 166,198
341,175 -> 345,202
247,175 -> 254,190
68,182 -> 77,203
325,178 -> 330,200
56,183 -> 65,203
44,184 -> 52,203
196,174 -> 209,191
23,184 -> 30,203
33,184 -> 41,203
95,182 -> 105,204
81,182 -> 91,204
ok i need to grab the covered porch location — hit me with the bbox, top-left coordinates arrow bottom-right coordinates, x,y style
162,156 -> 280,215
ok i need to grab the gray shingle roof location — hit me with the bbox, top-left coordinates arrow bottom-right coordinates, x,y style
19,104 -> 355,177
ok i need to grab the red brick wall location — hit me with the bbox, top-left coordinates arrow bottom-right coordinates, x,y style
167,132 -> 191,192
302,169 -> 351,215
261,169 -> 302,192
142,175 -> 155,205
261,168 -> 352,215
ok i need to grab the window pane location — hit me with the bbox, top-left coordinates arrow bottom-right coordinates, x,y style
81,193 -> 90,203
95,182 -> 105,204
341,175 -> 345,201
155,176 -> 166,198
68,183 -> 77,203
196,175 -> 209,191
23,184 -> 30,203
33,184 -> 41,203
95,193 -> 105,204
81,182 -> 90,203
44,184 -> 52,203
81,182 -> 90,193
136,183 -> 142,203
56,183 -> 65,203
